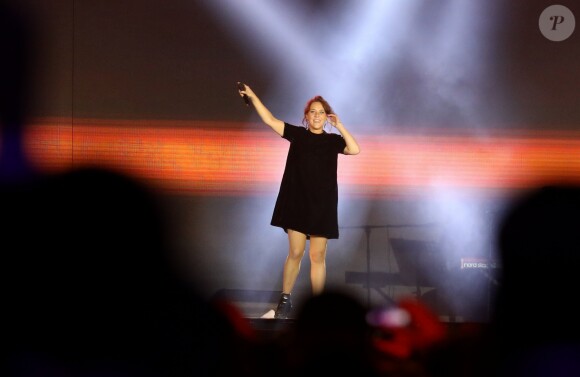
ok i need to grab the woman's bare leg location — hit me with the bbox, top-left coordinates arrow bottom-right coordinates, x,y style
282,229 -> 307,294
309,235 -> 328,295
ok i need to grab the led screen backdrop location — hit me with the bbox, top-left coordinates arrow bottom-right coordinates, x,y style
23,118 -> 580,198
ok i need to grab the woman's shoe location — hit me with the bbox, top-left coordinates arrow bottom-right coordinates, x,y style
274,293 -> 292,319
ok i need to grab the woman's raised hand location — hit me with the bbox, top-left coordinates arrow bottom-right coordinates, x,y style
327,113 -> 340,127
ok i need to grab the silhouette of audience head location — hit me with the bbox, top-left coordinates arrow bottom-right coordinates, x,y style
491,184 -> 580,376
2,167 -> 253,377
494,184 -> 580,341
284,289 -> 378,376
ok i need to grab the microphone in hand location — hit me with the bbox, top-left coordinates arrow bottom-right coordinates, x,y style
237,82 -> 249,107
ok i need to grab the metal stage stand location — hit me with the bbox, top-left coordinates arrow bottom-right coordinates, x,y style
340,223 -> 436,307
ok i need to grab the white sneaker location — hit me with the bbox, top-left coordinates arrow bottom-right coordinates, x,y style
260,309 -> 276,319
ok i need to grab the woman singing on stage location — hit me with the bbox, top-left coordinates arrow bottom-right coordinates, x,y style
238,83 -> 360,319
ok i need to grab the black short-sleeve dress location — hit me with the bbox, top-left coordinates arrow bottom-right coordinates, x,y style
271,123 -> 347,239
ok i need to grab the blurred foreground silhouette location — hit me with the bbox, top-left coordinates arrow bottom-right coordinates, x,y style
1,167 -> 259,377
425,184 -> 580,377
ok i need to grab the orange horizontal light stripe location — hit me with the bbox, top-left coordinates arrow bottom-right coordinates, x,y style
17,117 -> 580,198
